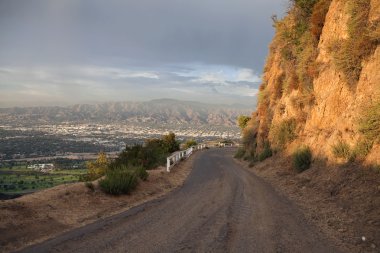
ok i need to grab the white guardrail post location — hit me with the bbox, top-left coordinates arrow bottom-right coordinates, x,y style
166,143 -> 206,172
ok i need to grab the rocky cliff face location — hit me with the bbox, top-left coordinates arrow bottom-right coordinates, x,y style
246,0 -> 380,165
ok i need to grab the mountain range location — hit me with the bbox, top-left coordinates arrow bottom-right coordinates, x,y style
0,99 -> 253,126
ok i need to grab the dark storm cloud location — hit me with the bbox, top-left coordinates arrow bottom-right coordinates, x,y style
0,0 -> 286,107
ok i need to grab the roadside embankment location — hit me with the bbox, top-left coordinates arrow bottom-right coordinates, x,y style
0,151 -> 199,253
237,156 -> 380,253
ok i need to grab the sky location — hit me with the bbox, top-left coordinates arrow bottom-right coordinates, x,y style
0,0 -> 287,108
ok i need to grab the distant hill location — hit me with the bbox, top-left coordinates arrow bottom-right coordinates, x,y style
0,99 -> 253,126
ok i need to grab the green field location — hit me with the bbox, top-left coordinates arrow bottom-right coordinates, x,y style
0,165 -> 30,172
0,168 -> 87,195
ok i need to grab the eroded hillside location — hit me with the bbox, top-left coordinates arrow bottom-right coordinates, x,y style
243,0 -> 380,165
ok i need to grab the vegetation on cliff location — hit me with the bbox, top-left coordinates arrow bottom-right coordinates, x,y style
238,0 -> 379,167
359,101 -> 380,143
330,0 -> 379,85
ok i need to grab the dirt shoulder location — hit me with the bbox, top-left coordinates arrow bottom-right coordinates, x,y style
237,156 -> 380,253
0,152 -> 199,253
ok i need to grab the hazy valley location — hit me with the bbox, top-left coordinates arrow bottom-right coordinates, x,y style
0,99 -> 247,160
0,99 -> 251,126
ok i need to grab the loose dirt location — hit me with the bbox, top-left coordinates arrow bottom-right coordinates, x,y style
0,152 -> 198,253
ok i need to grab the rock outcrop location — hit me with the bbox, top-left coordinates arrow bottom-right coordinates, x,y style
247,0 -> 380,164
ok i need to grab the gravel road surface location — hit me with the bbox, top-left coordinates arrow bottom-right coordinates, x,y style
18,149 -> 341,253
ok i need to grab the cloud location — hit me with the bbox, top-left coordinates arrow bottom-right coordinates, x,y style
193,72 -> 227,85
0,0 -> 287,107
0,63 -> 261,107
183,65 -> 260,97
236,69 -> 261,83
79,66 -> 159,80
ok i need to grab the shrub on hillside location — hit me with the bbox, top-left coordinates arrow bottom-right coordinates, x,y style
352,139 -> 373,160
332,141 -> 351,160
162,132 -> 180,153
135,166 -> 148,181
80,153 -> 108,181
241,120 -> 259,157
293,0 -> 319,16
331,0 -> 376,85
184,139 -> 197,149
272,4 -> 321,95
86,152 -> 109,180
99,164 -> 148,195
99,170 -> 138,195
296,31 -> 319,91
237,115 -> 252,130
273,74 -> 285,99
359,102 -> 380,143
234,148 -> 246,159
270,119 -> 297,149
292,146 -> 312,172
242,128 -> 256,147
111,133 -> 180,170
258,142 -> 273,161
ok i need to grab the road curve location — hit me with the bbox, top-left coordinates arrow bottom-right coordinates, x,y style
18,149 -> 340,253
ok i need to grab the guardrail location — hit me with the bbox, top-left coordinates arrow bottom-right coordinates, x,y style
218,143 -> 234,147
166,144 -> 206,172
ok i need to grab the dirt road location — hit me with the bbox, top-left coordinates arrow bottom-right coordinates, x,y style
18,149 -> 341,253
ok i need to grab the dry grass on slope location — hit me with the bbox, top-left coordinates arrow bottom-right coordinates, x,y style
0,152 -> 198,253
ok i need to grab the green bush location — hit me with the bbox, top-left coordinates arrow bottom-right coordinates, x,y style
99,164 -> 148,195
184,139 -> 197,149
111,132 -> 180,171
135,166 -> 148,181
359,102 -> 380,143
237,115 -> 252,130
293,0 -> 319,15
293,146 -> 312,172
99,170 -> 138,195
258,142 -> 273,161
234,148 -> 246,159
332,141 -> 351,160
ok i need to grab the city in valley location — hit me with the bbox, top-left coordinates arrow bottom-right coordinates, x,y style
0,121 -> 240,198
0,123 -> 240,161
0,100 -> 245,198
